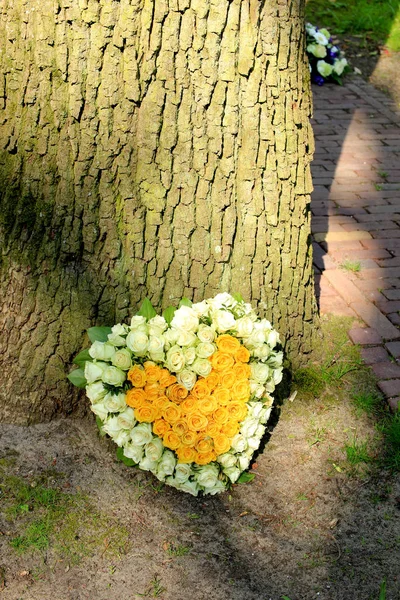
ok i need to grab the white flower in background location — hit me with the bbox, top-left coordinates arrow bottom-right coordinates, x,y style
251,362 -> 270,384
117,407 -> 136,430
191,300 -> 209,316
103,417 -> 130,446
126,330 -> 149,355
240,418 -> 259,438
175,329 -> 197,347
191,358 -> 212,378
156,451 -> 177,479
102,366 -> 126,387
123,443 -> 144,463
217,453 -> 237,469
252,345 -> 271,361
231,433 -> 247,453
250,382 -> 265,398
197,324 -> 216,343
177,369 -> 197,390
235,316 -> 254,337
145,437 -> 164,462
108,324 -> 128,346
166,345 -> 186,373
267,330 -> 280,348
211,293 -> 237,309
84,361 -> 108,384
104,392 -> 127,413
307,43 -> 327,58
333,57 -> 348,75
238,455 -> 251,472
196,342 -> 216,359
268,351 -> 284,368
319,28 -> 331,39
317,60 -> 333,77
273,368 -> 283,385
171,306 -> 199,332
90,402 -> 108,421
176,478 -> 199,496
86,381 -> 107,403
223,466 -> 241,483
163,328 -> 179,345
89,341 -> 116,361
111,349 -> 132,370
148,315 -> 168,335
139,456 -> 158,472
212,309 -> 236,332
174,463 -> 193,483
314,31 -> 329,45
203,480 -> 226,495
148,335 -> 165,355
196,464 -> 220,489
130,423 -> 153,446
130,315 -> 147,329
183,347 -> 196,365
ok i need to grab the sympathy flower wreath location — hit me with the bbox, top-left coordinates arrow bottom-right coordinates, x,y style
306,22 -> 349,85
68,293 -> 283,496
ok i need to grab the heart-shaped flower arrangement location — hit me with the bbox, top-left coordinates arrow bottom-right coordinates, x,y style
68,293 -> 283,495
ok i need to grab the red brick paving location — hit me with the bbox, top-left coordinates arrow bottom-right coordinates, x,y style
312,76 -> 400,412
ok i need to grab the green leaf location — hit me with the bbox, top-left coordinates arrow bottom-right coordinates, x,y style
95,416 -> 106,437
237,472 -> 255,484
232,292 -> 244,302
281,596 -> 292,600
73,349 -> 92,367
116,447 -> 136,467
179,297 -> 192,307
67,368 -> 87,389
87,326 -> 112,343
137,298 -> 157,321
379,579 -> 387,600
163,305 -> 176,325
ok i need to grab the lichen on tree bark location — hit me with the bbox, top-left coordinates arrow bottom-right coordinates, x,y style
0,0 -> 316,424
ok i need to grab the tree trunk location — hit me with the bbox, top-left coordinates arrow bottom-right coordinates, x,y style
0,0 -> 316,424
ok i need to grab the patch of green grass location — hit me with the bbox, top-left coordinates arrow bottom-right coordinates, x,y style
344,438 -> 373,466
305,0 -> 400,51
352,390 -> 383,416
137,575 -> 166,598
340,259 -> 361,273
378,411 -> 400,470
165,542 -> 191,557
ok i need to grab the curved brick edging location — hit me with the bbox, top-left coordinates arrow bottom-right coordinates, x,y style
311,75 -> 400,412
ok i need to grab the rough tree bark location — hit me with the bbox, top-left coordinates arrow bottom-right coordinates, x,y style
0,0 -> 316,424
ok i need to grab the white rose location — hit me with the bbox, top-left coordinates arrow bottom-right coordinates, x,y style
148,335 -> 165,354
212,309 -> 236,332
260,407 -> 272,424
103,417 -> 130,446
223,466 -> 241,483
84,361 -> 108,384
123,443 -> 144,463
139,456 -> 158,472
273,367 -> 283,385
174,463 -> 193,483
126,331 -> 149,355
177,369 -> 197,390
102,366 -> 126,387
130,315 -> 147,329
317,60 -> 333,77
247,329 -> 266,347
156,450 -> 177,479
255,424 -> 265,439
183,347 -> 196,365
240,418 -> 259,438
175,478 -> 199,496
307,43 -> 327,59
111,349 -> 132,370
247,436 -> 261,451
86,382 -> 107,403
251,363 -> 270,384
90,402 -> 108,421
267,330 -> 280,348
203,480 -> 226,495
250,382 -> 265,398
238,455 -> 251,471
217,453 -> 237,469
333,57 -> 348,76
314,31 -> 329,45
163,328 -> 179,346
231,433 -> 247,453
145,437 -> 164,462
235,317 -> 254,337
108,324 -> 128,346
249,402 -> 263,419
175,329 -> 197,347
253,345 -> 271,361
191,300 -> 209,316
166,346 -> 186,373
197,324 -> 216,343
149,351 -> 165,362
211,293 -> 236,309
268,351 -> 283,368
89,341 -> 116,361
130,423 -> 153,445
196,464 -> 220,488
104,392 -> 127,413
191,358 -> 212,378
148,315 -> 167,334
196,342 -> 216,359
117,407 -> 136,430
170,306 -> 199,333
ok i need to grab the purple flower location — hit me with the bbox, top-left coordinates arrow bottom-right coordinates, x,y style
312,73 -> 325,86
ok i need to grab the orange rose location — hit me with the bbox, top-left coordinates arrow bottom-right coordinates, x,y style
135,403 -> 157,423
197,396 -> 218,415
231,380 -> 250,402
213,434 -> 231,455
176,446 -> 197,464
211,388 -> 230,406
191,380 -> 210,399
163,430 -> 181,450
195,436 -> 214,454
166,383 -> 189,404
227,401 -> 248,421
144,383 -> 162,401
127,366 -> 147,388
162,403 -> 182,424
172,419 -> 189,436
159,369 -> 177,388
206,419 -> 221,437
220,420 -> 240,437
216,334 -> 241,354
194,450 -> 216,465
180,430 -> 198,447
187,412 -> 208,432
153,418 -> 171,437
125,388 -> 147,409
219,369 -> 236,389
234,346 -> 250,363
204,371 -> 221,390
144,363 -> 163,383
233,363 -> 251,380
213,406 -> 230,425
180,396 -> 199,414
210,351 -> 235,372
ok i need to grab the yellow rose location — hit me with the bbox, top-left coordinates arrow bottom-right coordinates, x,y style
153,418 -> 171,437
204,371 -> 221,390
162,403 -> 182,424
206,419 -> 221,437
231,380 -> 251,402
135,403 -> 157,423
216,334 -> 241,354
233,363 -> 251,380
220,420 -> 240,437
213,406 -> 230,425
213,433 -> 231,455
166,383 -> 189,404
210,351 -> 235,372
144,364 -> 163,383
176,446 -> 197,464
163,430 -> 181,450
180,396 -> 199,413
144,383 -> 162,401
227,401 -> 248,421
194,450 -> 216,465
197,396 -> 218,415
195,436 -> 214,454
234,346 -> 250,363
191,380 -> 210,399
172,419 -> 189,436
219,369 -> 236,389
125,388 -> 147,409
211,388 -> 230,406
180,430 -> 198,447
127,366 -> 147,388
187,413 -> 209,432
158,369 -> 177,388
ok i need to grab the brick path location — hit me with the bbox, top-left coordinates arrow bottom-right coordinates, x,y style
311,76 -> 400,411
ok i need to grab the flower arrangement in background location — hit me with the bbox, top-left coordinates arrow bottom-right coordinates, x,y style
306,22 -> 350,85
68,293 -> 283,496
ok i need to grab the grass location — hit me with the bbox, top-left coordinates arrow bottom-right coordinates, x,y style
344,437 -> 373,465
0,470 -> 130,562
340,259 -> 361,273
305,0 -> 400,52
165,542 -> 191,557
